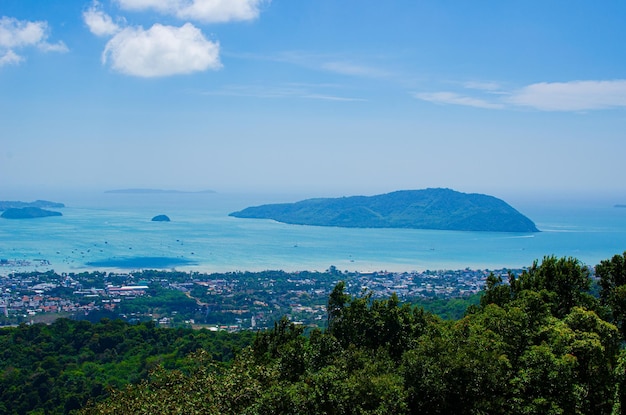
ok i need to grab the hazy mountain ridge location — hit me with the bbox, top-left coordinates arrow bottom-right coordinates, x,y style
105,188 -> 215,194
230,188 -> 539,232
0,200 -> 64,210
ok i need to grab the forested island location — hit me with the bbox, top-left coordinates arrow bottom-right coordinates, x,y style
0,200 -> 64,219
1,207 -> 63,219
230,188 -> 539,232
2,252 -> 626,414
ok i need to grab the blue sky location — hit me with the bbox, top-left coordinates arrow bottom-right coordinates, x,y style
1,0 -> 626,200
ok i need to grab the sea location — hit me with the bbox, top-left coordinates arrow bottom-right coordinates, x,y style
2,190 -> 626,276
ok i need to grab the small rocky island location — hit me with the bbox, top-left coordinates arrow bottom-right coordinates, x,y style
151,215 -> 171,222
230,188 -> 539,233
1,207 -> 63,219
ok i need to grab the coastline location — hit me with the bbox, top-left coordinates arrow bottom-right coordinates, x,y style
0,254 -> 527,277
2,191 -> 625,278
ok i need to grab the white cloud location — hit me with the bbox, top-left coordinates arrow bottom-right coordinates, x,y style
303,93 -> 367,102
415,92 -> 503,110
84,4 -> 122,37
115,0 -> 265,23
102,22 -> 221,77
0,17 -> 46,48
0,16 -> 67,66
0,50 -> 22,66
38,41 -> 69,53
507,80 -> 626,111
416,79 -> 626,112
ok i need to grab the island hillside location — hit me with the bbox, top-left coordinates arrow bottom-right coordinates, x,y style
1,207 -> 63,219
229,188 -> 539,232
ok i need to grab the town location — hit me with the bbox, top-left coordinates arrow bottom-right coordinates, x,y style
0,266 -> 517,329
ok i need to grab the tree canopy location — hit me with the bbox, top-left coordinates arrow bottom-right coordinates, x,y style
79,253 -> 626,415
5,253 -> 626,414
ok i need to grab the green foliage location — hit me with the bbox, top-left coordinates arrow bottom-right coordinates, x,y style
327,285 -> 433,361
80,253 -> 626,415
8,253 -> 626,414
481,256 -> 596,318
597,251 -> 626,340
417,292 -> 481,320
0,319 -> 254,415
115,286 -> 197,316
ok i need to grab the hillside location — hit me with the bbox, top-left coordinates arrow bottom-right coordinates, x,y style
1,207 -> 63,219
78,255 -> 626,415
229,188 -> 539,232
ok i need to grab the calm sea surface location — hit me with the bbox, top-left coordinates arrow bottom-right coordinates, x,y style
2,191 -> 626,275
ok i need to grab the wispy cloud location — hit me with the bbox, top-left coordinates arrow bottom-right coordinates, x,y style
416,79 -> 626,112
463,81 -> 503,93
115,0 -> 266,23
302,93 -> 367,102
507,80 -> 626,111
0,16 -> 68,67
199,83 -> 366,102
321,61 -> 389,78
415,91 -> 503,109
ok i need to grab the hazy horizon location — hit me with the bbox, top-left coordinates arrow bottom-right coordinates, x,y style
1,185 -> 623,213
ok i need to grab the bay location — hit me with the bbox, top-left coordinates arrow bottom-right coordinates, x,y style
1,190 -> 625,275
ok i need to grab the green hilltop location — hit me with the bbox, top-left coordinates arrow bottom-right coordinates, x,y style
230,188 -> 539,232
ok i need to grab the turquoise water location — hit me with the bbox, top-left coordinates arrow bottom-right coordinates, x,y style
1,191 -> 626,274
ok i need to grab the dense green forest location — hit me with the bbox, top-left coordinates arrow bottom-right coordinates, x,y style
4,253 -> 626,414
0,320 -> 254,414
80,253 -> 626,414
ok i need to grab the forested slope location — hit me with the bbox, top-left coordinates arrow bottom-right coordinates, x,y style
0,320 -> 254,414
79,253 -> 626,415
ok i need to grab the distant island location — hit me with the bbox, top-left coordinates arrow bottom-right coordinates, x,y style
615,204 -> 626,208
1,207 -> 63,219
230,188 -> 539,233
0,200 -> 64,211
151,214 -> 171,222
105,189 -> 215,194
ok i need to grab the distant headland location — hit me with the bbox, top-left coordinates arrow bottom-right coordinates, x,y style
105,188 -> 215,194
0,200 -> 64,219
1,207 -> 63,219
0,200 -> 65,210
230,188 -> 539,233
